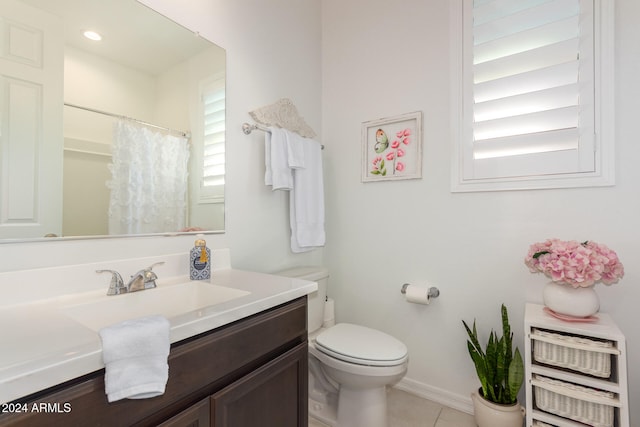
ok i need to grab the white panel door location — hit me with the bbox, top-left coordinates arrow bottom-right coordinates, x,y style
0,0 -> 63,238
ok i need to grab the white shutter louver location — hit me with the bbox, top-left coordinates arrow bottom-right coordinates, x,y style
201,82 -> 225,198
466,0 -> 595,180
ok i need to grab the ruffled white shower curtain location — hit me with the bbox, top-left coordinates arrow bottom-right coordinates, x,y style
107,120 -> 190,235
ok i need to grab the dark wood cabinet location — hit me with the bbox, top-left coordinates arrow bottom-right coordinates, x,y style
211,342 -> 307,427
158,398 -> 210,427
157,342 -> 308,427
0,297 -> 308,427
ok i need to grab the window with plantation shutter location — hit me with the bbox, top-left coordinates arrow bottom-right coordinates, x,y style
450,0 -> 615,191
199,78 -> 225,202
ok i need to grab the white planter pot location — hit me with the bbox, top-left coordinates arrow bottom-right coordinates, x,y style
471,390 -> 524,427
543,281 -> 599,318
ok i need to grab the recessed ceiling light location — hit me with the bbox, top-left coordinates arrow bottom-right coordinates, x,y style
83,30 -> 102,41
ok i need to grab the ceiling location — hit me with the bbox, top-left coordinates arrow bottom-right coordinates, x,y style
20,0 -> 213,75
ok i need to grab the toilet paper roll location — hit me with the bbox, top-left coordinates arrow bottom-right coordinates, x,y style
404,285 -> 431,305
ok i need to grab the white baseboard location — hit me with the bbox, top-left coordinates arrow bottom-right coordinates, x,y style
393,377 -> 474,415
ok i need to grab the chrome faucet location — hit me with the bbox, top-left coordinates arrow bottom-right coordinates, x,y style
127,262 -> 165,292
97,262 -> 165,296
96,269 -> 127,295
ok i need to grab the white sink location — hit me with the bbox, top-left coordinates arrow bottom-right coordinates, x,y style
61,281 -> 250,331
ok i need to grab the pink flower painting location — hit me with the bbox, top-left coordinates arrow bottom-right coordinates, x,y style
363,111 -> 422,182
370,127 -> 412,177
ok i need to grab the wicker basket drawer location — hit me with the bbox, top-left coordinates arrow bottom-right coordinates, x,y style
531,329 -> 619,378
532,375 -> 618,427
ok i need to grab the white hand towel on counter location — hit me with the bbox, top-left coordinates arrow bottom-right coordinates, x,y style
289,135 -> 325,252
99,315 -> 170,403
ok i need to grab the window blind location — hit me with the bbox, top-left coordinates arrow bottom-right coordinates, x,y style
202,83 -> 225,190
468,0 -> 594,178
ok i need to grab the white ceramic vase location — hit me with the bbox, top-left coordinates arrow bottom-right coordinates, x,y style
543,281 -> 600,318
471,391 -> 525,427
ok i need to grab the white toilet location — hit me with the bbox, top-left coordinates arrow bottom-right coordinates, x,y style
277,266 -> 408,427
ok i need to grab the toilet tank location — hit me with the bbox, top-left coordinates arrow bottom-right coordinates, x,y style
276,266 -> 328,334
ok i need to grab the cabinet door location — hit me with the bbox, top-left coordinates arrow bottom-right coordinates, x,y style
158,398 -> 209,427
211,342 -> 308,427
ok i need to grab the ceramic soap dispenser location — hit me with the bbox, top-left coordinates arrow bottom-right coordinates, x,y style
190,238 -> 211,280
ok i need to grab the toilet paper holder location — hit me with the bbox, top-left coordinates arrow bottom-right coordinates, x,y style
400,283 -> 440,299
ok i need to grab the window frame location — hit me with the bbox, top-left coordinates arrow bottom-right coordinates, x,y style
450,0 -> 615,192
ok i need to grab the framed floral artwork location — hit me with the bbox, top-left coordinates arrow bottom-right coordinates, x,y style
361,111 -> 422,182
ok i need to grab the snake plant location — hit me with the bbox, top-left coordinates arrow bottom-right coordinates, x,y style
462,304 -> 524,405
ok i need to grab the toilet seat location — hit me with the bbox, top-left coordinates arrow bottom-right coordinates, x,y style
314,323 -> 408,367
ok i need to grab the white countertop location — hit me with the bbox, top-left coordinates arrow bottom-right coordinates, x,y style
0,268 -> 317,404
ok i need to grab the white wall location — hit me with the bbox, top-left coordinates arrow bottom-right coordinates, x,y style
3,0 -> 638,423
322,0 -> 640,422
0,0 -> 323,273
64,46 -> 158,142
62,46 -> 159,236
62,150 -> 110,236
137,0 -> 324,273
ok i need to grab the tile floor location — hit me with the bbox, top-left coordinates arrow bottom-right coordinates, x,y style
308,388 -> 477,427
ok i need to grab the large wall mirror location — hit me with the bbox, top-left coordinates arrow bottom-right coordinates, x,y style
0,0 -> 226,242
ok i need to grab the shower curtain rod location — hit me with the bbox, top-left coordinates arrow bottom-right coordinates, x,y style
64,102 -> 191,138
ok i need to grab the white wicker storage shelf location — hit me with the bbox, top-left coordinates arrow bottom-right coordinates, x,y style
531,409 -> 606,427
531,329 -> 619,379
532,375 -> 619,427
532,420 -> 580,427
530,364 -> 620,394
524,304 -> 629,427
533,421 -> 555,427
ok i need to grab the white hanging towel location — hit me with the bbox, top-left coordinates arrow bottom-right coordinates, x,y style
285,128 -> 305,170
287,131 -> 325,252
263,127 -> 325,252
99,315 -> 170,403
264,128 -> 273,186
265,127 -> 302,190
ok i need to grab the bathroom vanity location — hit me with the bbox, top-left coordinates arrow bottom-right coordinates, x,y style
0,267 -> 316,427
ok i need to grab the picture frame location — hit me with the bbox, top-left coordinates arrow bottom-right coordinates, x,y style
361,111 -> 422,182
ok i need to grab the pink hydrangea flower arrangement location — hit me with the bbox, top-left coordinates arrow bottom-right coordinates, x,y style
524,239 -> 624,288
